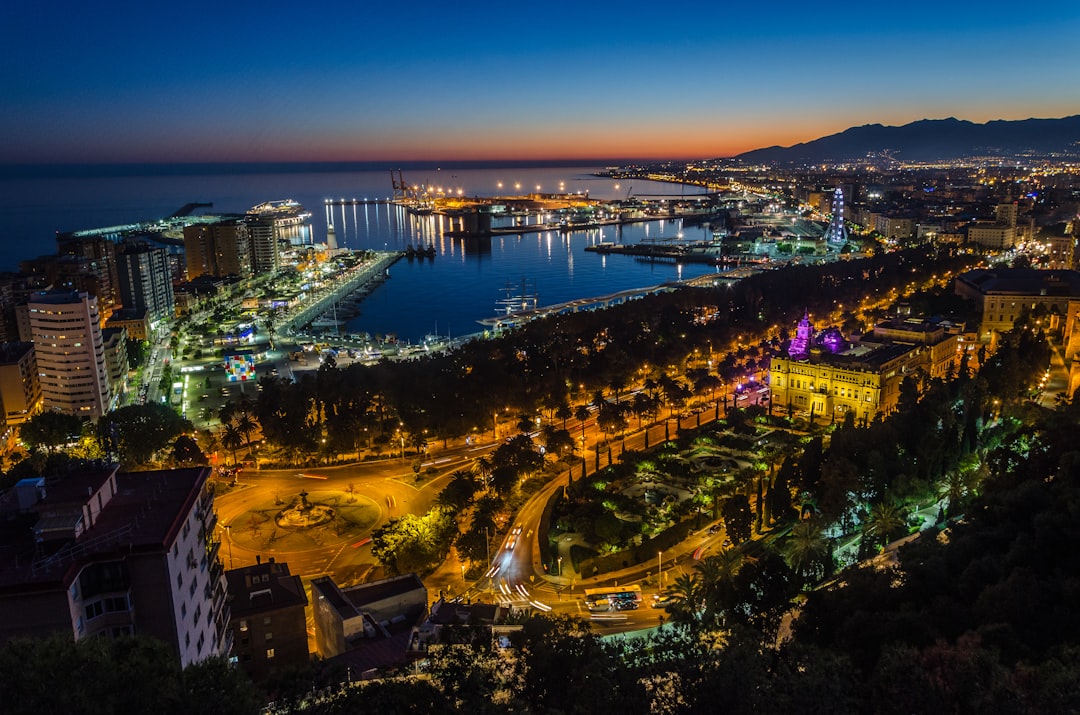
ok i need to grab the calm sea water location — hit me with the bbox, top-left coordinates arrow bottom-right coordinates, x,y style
0,164 -> 720,342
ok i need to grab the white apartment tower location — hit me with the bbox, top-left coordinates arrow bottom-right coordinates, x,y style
27,290 -> 112,418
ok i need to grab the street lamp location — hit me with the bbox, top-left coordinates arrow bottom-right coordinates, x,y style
558,556 -> 563,577
658,551 -> 663,588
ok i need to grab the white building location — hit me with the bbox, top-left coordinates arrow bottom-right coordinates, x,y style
0,466 -> 231,667
26,290 -> 112,417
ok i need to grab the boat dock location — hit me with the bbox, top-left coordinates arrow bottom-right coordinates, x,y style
477,272 -> 747,330
279,251 -> 403,335
323,198 -> 395,206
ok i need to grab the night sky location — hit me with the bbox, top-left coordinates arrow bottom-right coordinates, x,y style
3,0 -> 1079,164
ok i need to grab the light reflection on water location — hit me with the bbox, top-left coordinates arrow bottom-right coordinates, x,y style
0,165 -> 721,343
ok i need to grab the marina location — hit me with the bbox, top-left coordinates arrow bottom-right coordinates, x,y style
3,165 -> 724,344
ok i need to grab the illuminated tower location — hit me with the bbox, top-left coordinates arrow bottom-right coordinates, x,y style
824,188 -> 849,246
789,312 -> 813,358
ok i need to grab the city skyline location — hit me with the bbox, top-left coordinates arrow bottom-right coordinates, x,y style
3,1 -> 1080,164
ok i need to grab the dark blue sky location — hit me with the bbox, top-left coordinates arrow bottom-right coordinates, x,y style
3,0 -> 1078,163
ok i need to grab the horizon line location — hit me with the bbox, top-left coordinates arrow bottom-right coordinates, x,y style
0,157 -> 734,180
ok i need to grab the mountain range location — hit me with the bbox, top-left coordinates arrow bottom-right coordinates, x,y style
734,115 -> 1080,164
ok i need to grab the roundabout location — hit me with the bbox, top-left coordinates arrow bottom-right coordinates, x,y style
225,488 -> 380,554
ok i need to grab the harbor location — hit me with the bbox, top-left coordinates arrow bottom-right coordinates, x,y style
278,251 -> 403,336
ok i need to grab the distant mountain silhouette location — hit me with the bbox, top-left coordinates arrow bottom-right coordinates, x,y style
734,116 -> 1080,164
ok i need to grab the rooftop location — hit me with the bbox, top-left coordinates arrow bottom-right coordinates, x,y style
957,268 -> 1080,296
0,466 -> 210,589
225,558 -> 307,617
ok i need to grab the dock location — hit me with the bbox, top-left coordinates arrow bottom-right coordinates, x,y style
279,251 -> 403,334
477,272 -> 749,330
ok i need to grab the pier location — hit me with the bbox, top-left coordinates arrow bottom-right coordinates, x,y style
585,241 -> 744,266
323,198 -> 395,206
279,251 -> 403,335
477,272 -> 748,330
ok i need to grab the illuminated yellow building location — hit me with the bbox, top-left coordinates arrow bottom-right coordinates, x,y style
770,314 -> 956,424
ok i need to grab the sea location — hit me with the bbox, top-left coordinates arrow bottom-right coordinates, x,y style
0,163 -> 721,343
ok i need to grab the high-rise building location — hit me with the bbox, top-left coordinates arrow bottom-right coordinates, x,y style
183,220 -> 252,280
0,465 -> 231,667
20,254 -> 115,317
26,290 -> 111,417
0,342 -> 41,428
101,327 -> 129,407
116,242 -> 175,326
244,215 -> 281,276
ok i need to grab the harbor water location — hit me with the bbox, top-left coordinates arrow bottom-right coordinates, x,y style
1,164 -> 721,343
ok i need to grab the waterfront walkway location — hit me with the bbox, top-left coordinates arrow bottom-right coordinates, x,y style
477,270 -> 756,329
278,251 -> 402,335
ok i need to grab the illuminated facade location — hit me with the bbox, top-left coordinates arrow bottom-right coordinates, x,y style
955,268 -> 1080,340
26,291 -> 111,418
770,315 -> 955,423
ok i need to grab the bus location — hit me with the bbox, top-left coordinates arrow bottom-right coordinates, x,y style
583,585 -> 642,612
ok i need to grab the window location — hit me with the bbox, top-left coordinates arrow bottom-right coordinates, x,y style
265,632 -> 273,641
263,616 -> 272,626
266,648 -> 275,659
239,619 -> 248,632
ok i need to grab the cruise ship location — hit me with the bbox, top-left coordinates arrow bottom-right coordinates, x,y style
248,199 -> 312,226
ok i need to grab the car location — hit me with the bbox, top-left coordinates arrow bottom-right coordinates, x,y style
614,599 -> 639,611
505,525 -> 523,550
707,525 -> 720,536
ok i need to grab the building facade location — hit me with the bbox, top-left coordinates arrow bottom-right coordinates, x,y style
0,466 -> 230,667
26,291 -> 112,417
954,268 -> 1080,341
0,342 -> 41,428
770,314 -> 942,424
116,242 -> 175,326
183,220 -> 252,281
226,557 -> 308,680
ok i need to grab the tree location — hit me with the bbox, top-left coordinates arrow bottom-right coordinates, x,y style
221,423 -> 244,466
488,434 -> 544,495
172,435 -> 208,466
371,509 -> 457,575
19,412 -> 83,453
437,469 -> 481,511
234,411 -> 258,451
722,495 -> 753,544
784,520 -> 831,584
0,632 -> 258,715
97,403 -> 193,467
863,502 -> 908,551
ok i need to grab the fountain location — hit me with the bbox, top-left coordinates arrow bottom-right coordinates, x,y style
276,489 -> 335,529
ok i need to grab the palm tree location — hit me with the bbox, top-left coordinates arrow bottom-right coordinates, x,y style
694,549 -> 743,628
234,412 -> 258,451
784,520 -> 830,583
472,455 -> 493,490
863,502 -> 908,550
664,573 -> 704,626
574,404 -> 590,448
220,423 -> 244,466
